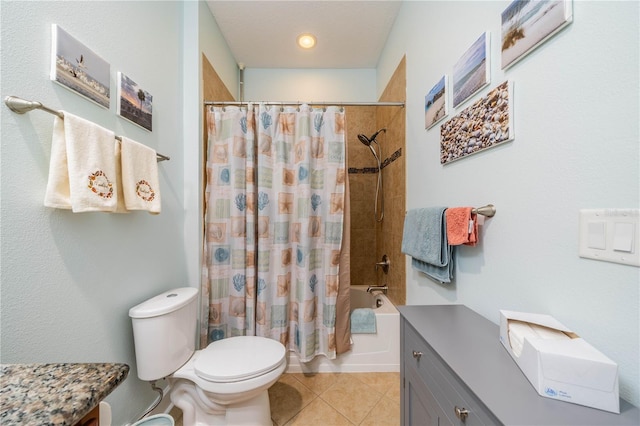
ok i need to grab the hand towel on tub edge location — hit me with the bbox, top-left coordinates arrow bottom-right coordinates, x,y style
120,137 -> 161,214
401,207 -> 454,283
350,308 -> 376,334
44,112 -> 118,212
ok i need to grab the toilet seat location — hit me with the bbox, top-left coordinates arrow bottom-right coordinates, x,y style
194,336 -> 286,383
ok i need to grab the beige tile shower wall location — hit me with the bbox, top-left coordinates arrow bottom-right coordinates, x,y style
346,106 -> 378,287
377,56 -> 406,306
344,56 -> 406,301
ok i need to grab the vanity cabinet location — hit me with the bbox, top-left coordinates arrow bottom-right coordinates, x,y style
399,305 -> 640,426
75,404 -> 100,426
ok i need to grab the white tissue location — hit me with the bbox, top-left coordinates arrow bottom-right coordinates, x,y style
508,320 -> 570,357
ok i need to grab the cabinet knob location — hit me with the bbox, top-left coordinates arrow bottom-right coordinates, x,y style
454,406 -> 469,421
412,350 -> 423,360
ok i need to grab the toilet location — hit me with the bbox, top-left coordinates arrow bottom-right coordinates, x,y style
129,287 -> 286,426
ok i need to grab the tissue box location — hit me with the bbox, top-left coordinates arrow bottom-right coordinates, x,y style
499,310 -> 619,413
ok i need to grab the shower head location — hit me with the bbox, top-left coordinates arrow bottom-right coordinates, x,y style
357,128 -> 386,146
356,128 -> 386,223
358,133 -> 373,146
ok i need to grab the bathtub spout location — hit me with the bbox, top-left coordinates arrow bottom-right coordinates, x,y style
366,285 -> 388,294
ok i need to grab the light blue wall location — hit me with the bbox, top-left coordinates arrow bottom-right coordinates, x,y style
183,1 -> 239,291
243,68 -> 377,102
378,1 -> 639,405
0,2 -> 188,424
0,1 -> 240,423
199,0 -> 239,98
0,1 -> 239,423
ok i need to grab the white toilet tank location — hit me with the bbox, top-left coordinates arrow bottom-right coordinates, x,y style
129,287 -> 199,381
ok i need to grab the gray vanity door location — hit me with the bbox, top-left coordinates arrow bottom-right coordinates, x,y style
402,320 -> 453,426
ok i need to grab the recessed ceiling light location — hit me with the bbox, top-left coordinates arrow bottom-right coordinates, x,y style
297,33 -> 316,49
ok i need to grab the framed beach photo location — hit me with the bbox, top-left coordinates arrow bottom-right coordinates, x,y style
501,0 -> 573,70
50,24 -> 110,109
441,81 -> 514,165
452,32 -> 490,109
425,76 -> 448,130
117,72 -> 153,132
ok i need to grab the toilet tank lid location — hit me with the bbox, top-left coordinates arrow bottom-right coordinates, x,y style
129,287 -> 198,319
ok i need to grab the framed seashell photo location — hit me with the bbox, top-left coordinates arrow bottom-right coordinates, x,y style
501,0 -> 573,70
440,81 -> 514,165
425,75 -> 448,130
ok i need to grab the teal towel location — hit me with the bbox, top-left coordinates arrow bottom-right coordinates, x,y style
401,207 -> 454,284
350,308 -> 377,334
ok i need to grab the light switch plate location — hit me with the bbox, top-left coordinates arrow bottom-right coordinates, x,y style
579,209 -> 640,267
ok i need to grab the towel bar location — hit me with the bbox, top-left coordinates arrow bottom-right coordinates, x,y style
405,204 -> 496,218
472,204 -> 496,217
4,95 -> 170,162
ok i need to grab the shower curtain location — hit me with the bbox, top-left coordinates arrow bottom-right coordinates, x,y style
201,104 -> 351,362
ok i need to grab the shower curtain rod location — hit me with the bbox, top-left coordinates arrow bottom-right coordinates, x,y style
204,100 -> 405,107
4,95 -> 170,162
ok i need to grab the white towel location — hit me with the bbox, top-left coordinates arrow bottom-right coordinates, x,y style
120,137 -> 161,214
113,141 -> 130,214
44,112 -> 118,212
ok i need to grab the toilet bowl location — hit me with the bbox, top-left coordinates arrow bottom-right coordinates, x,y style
129,288 -> 286,426
170,336 -> 287,425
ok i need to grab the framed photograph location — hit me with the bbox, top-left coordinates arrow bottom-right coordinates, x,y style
50,24 -> 110,109
117,72 -> 153,132
425,75 -> 448,130
452,32 -> 490,109
441,81 -> 514,165
501,0 -> 573,70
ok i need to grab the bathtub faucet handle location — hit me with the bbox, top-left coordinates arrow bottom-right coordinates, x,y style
375,254 -> 390,274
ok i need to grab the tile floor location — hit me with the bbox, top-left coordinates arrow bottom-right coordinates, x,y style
169,372 -> 401,426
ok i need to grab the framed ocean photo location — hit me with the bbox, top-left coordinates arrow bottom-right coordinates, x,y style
50,24 -> 110,109
425,75 -> 448,130
501,0 -> 573,70
117,72 -> 153,132
452,32 -> 490,109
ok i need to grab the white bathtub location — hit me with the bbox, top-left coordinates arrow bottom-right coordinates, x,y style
285,285 -> 400,373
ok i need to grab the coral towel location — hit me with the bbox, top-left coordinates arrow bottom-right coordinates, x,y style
445,207 -> 478,246
120,137 -> 161,214
44,113 -> 118,212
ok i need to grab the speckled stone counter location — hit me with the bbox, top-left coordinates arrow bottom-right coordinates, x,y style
0,363 -> 129,425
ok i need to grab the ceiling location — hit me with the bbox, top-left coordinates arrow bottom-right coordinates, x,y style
205,1 -> 402,69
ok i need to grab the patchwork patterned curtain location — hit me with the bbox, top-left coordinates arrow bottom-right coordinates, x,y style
201,104 -> 346,362
201,106 -> 256,346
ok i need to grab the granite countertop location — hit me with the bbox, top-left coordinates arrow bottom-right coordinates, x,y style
0,363 -> 129,426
